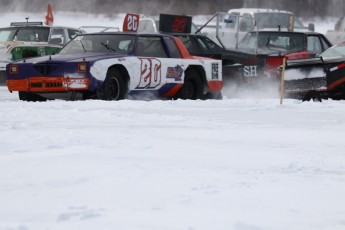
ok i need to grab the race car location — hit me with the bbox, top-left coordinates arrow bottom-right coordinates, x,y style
282,42 -> 345,101
0,21 -> 83,85
195,11 -> 332,89
176,29 -> 332,90
6,32 -> 222,101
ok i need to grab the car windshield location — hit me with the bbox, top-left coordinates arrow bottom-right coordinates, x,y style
320,44 -> 345,58
0,27 -> 50,42
254,12 -> 292,30
59,34 -> 136,54
238,32 -> 304,52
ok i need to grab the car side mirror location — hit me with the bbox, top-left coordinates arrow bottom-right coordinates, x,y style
224,18 -> 234,24
308,23 -> 315,32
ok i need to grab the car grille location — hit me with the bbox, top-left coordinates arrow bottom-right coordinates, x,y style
285,78 -> 327,93
33,64 -> 59,76
30,82 -> 63,88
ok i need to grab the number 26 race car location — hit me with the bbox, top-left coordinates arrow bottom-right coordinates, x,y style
6,32 -> 222,101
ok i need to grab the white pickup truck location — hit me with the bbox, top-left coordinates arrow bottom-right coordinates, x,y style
204,9 -> 315,49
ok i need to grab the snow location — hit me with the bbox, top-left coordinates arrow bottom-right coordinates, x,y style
1,87 -> 345,230
0,12 -> 345,230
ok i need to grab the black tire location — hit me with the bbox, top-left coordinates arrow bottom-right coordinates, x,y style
180,69 -> 203,100
203,92 -> 223,100
98,68 -> 126,100
302,91 -> 322,102
18,91 -> 47,102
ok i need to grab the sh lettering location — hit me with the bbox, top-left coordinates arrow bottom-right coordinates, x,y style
244,66 -> 257,77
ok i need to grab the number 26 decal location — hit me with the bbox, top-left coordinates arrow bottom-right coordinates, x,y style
136,58 -> 162,89
123,13 -> 140,32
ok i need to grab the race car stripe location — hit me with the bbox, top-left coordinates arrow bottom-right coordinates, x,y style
160,83 -> 183,97
327,77 -> 345,90
330,63 -> 345,72
174,37 -> 192,59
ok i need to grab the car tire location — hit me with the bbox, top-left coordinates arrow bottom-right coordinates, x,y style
302,91 -> 322,102
19,92 -> 47,102
99,68 -> 126,100
180,69 -> 202,100
203,92 -> 223,100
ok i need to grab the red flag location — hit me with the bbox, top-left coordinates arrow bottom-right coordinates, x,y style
45,4 -> 54,26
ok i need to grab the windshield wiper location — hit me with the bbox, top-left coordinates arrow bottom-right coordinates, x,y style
100,42 -> 116,53
265,34 -> 271,47
290,39 -> 295,49
12,29 -> 20,41
80,40 -> 86,52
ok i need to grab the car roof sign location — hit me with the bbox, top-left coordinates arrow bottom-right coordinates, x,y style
159,14 -> 192,33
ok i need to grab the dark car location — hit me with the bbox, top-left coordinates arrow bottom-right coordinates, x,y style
174,30 -> 332,91
282,42 -> 345,101
228,30 -> 332,82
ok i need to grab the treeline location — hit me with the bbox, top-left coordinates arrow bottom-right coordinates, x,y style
0,0 -> 344,19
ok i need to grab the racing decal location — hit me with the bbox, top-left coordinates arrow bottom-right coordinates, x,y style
45,4 -> 54,26
123,13 -> 140,32
166,65 -> 183,81
244,65 -> 257,77
212,63 -> 219,80
172,17 -> 188,33
136,58 -> 162,89
330,63 -> 345,72
159,83 -> 183,97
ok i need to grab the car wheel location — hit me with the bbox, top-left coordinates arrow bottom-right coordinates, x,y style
180,69 -> 202,100
302,91 -> 322,102
19,92 -> 47,102
203,92 -> 223,100
99,68 -> 126,100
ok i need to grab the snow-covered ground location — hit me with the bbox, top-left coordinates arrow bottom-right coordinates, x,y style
1,86 -> 345,230
0,12 -> 344,230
